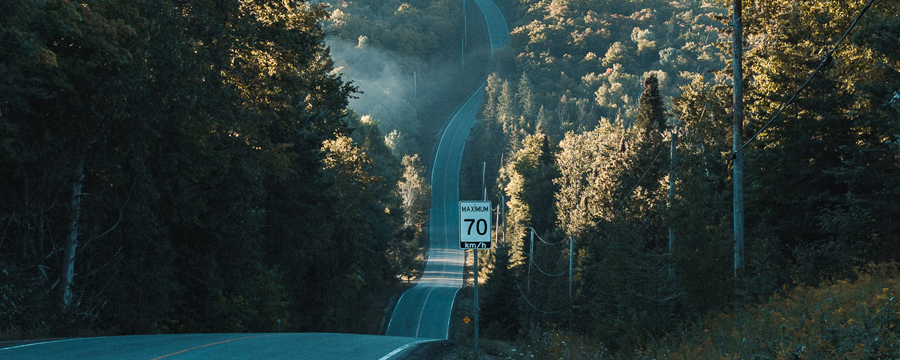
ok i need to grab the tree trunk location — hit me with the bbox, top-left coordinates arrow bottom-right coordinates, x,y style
61,152 -> 85,311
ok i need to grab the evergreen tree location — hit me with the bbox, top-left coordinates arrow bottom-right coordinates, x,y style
521,133 -> 560,235
516,72 -> 537,130
635,74 -> 667,138
481,241 -> 520,340
738,0 -> 900,283
0,0 -> 409,336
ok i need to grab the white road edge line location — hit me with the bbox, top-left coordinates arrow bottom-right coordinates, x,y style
0,338 -> 90,351
414,287 -> 438,337
444,287 -> 463,340
377,339 -> 433,360
385,286 -> 413,334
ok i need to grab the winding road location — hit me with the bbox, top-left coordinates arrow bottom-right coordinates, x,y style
385,0 -> 509,341
0,0 -> 509,358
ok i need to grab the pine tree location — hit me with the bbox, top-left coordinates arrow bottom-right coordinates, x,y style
522,133 -> 560,235
481,241 -> 520,340
635,74 -> 666,139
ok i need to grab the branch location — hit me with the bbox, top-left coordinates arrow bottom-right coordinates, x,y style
620,149 -> 664,203
85,182 -> 136,248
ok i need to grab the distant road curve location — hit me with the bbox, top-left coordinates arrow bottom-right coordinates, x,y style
385,0 -> 510,340
0,333 -> 434,360
385,86 -> 484,339
473,0 -> 511,53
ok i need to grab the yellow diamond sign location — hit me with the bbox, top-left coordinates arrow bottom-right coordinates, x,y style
462,316 -> 471,324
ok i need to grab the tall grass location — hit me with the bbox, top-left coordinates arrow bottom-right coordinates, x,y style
638,262 -> 900,359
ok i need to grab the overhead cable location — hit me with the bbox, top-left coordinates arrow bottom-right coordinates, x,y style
515,280 -> 568,314
528,255 -> 567,277
621,149 -> 664,202
732,0 -> 877,158
528,228 -> 566,246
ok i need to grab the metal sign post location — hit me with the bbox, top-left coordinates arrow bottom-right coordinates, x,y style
460,199 -> 490,356
474,240 -> 479,356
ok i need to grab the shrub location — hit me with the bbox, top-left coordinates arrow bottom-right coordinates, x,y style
638,262 -> 900,359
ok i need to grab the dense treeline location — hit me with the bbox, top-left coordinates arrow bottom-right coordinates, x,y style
0,0 -> 429,337
469,0 -> 900,356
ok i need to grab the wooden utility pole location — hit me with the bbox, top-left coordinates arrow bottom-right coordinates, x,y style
732,0 -> 745,280
669,123 -> 678,279
668,125 -> 677,255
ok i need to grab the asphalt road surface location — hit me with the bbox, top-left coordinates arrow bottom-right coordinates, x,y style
473,0 -> 511,54
0,333 -> 434,360
385,0 -> 510,340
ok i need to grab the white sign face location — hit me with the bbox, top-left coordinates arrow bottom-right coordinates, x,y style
459,201 -> 492,249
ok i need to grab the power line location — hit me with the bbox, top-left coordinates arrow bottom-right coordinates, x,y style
621,148 -> 664,203
527,228 -> 566,246
731,0 -> 877,158
527,255 -> 567,277
515,280 -> 568,314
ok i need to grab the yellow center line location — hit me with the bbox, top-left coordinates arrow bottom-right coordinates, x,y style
150,334 -> 276,360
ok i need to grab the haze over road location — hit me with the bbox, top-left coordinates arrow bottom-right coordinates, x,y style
385,0 -> 510,340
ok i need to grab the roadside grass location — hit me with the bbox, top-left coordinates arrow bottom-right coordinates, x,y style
637,262 -> 900,359
446,262 -> 900,359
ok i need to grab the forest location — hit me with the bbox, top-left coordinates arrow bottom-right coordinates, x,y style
1,0 -> 899,358
0,0 -> 441,337
466,0 -> 900,358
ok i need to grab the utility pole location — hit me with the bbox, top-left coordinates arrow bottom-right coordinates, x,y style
501,194 -> 505,244
668,126 -> 677,254
413,71 -> 418,123
732,0 -> 745,280
495,206 -> 501,248
669,124 -> 678,279
568,234 -> 573,306
482,162 -> 486,201
527,229 -> 534,299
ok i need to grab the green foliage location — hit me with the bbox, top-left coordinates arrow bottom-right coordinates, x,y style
0,0 -> 415,338
482,242 -> 521,340
506,0 -> 726,131
669,76 -> 736,314
398,153 -> 431,228
325,0 -> 479,162
328,0 -> 461,60
523,325 -> 608,360
734,0 -> 900,284
467,0 -> 899,355
635,74 -> 667,138
501,132 -> 560,259
639,262 -> 900,360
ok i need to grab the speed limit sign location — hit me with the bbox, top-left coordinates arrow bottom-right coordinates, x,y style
459,201 -> 491,249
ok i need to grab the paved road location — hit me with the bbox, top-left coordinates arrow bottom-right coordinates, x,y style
0,333 -> 433,360
473,0 -> 511,53
385,86 -> 484,339
385,0 -> 509,340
